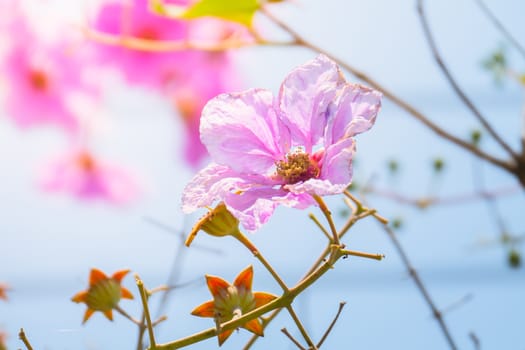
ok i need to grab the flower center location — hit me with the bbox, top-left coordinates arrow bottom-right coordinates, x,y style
77,152 -> 96,172
29,69 -> 48,91
275,150 -> 320,184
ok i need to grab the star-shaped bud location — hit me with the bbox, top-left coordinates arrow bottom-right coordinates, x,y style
71,268 -> 134,324
185,202 -> 241,247
191,265 -> 277,346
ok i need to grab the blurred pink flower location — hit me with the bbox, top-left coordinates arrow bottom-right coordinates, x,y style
92,0 -> 246,166
92,0 -> 189,88
182,55 -> 382,231
1,18 -> 93,132
40,149 -> 139,204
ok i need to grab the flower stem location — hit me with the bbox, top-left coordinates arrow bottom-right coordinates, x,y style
136,275 -> 157,349
286,306 -> 318,350
233,230 -> 290,292
312,195 -> 340,245
151,246 -> 346,349
115,305 -> 142,326
308,213 -> 332,241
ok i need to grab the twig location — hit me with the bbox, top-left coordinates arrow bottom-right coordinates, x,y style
115,305 -> 142,326
340,249 -> 384,261
378,222 -> 458,350
364,184 -> 519,208
281,328 -> 307,350
233,231 -> 290,292
136,276 -> 157,349
18,329 -> 33,350
316,302 -> 346,348
308,213 -> 332,241
259,6 -> 514,174
469,331 -> 481,350
313,195 -> 340,245
440,294 -> 474,316
286,306 -> 318,350
416,0 -> 519,161
475,0 -> 525,60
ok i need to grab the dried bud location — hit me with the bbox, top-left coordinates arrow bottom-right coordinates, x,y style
186,203 -> 240,246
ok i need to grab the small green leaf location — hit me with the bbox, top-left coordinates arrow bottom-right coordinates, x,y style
180,0 -> 260,27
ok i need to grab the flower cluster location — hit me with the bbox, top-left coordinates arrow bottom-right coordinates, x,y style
182,54 -> 382,231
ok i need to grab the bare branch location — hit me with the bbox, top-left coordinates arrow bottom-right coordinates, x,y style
417,0 -> 519,161
281,328 -> 307,350
475,0 -> 525,60
316,302 -> 347,348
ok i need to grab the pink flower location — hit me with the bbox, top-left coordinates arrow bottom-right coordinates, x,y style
182,55 -> 382,231
1,18 -> 92,132
40,148 -> 139,204
92,0 -> 245,166
92,0 -> 189,88
170,50 -> 240,167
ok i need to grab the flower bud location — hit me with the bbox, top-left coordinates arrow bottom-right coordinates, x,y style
186,203 -> 240,246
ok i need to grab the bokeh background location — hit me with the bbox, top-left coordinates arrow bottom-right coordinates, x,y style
1,0 -> 524,349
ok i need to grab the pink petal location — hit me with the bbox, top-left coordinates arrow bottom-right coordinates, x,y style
223,188 -> 282,232
325,84 -> 382,145
320,137 -> 355,186
181,163 -> 253,213
277,55 -> 346,152
200,89 -> 290,174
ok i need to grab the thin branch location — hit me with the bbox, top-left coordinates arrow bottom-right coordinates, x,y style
308,213 -> 333,241
378,222 -> 458,350
281,328 -> 307,350
316,302 -> 346,348
475,0 -> 525,60
416,0 -> 519,161
259,6 -> 515,174
18,329 -> 33,350
136,276 -> 157,349
364,184 -> 519,208
312,195 -> 340,245
115,305 -> 142,326
440,293 -> 474,316
469,331 -> 481,350
286,306 -> 318,350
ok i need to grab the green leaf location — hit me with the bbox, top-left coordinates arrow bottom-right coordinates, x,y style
180,0 -> 260,27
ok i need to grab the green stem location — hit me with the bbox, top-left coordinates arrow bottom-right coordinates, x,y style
313,195 -> 340,245
308,213 -> 332,241
136,276 -> 157,349
286,306 -> 318,350
243,309 -> 283,349
151,247 -> 344,349
233,230 -> 290,292
340,249 -> 385,261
